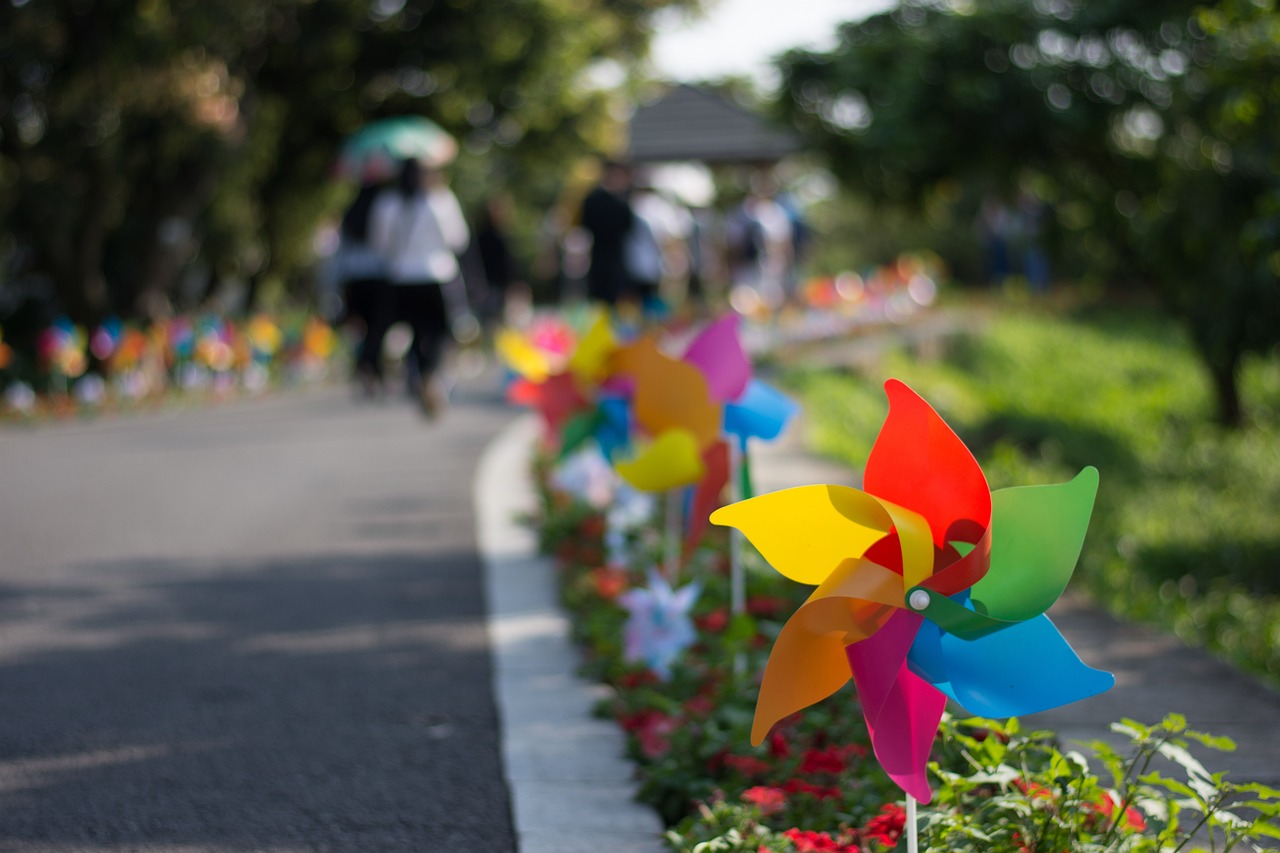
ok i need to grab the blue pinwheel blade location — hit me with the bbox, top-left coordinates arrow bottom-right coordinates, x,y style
907,613 -> 1114,718
723,379 -> 798,442
594,396 -> 631,461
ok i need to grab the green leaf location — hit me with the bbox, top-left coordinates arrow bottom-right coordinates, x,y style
1139,771 -> 1199,800
1183,729 -> 1237,752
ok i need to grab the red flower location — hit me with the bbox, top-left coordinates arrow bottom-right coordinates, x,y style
782,778 -> 843,800
1085,792 -> 1147,832
742,785 -> 788,816
799,744 -> 863,775
768,729 -> 792,759
695,608 -> 729,633
862,803 -> 906,847
782,828 -> 860,852
615,670 -> 660,690
746,595 -> 789,619
579,514 -> 606,538
617,709 -> 678,759
722,753 -> 773,778
683,694 -> 715,718
1013,778 -> 1056,801
588,566 -> 628,600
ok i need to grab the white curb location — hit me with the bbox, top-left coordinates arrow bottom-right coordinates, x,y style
474,414 -> 667,853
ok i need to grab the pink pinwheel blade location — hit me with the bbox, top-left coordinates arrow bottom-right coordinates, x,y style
682,314 -> 751,402
847,609 -> 945,803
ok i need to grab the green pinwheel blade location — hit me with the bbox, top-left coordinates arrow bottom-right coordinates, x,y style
557,410 -> 601,461
971,466 -> 1099,621
908,467 -> 1098,639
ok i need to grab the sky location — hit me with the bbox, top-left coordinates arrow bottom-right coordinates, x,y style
650,0 -> 898,84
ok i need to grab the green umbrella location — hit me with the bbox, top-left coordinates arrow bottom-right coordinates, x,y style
336,116 -> 457,181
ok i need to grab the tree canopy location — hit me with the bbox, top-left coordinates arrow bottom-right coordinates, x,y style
775,0 -> 1280,426
0,0 -> 697,324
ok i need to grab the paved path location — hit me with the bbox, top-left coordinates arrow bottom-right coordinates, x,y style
0,379 -> 518,852
3,330 -> 1276,853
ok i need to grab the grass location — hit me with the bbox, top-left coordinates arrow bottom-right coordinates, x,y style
780,299 -> 1280,687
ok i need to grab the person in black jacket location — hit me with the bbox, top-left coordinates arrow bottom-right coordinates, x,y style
579,160 -> 634,307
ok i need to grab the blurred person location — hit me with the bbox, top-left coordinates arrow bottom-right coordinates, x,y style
328,178 -> 391,391
579,159 -> 634,307
725,173 -> 793,310
1011,188 -> 1051,293
474,194 -> 525,331
978,192 -> 1013,287
368,157 -> 469,418
625,177 -> 692,316
775,189 -> 811,304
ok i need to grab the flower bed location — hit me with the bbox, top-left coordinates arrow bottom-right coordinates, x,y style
532,452 -> 1280,853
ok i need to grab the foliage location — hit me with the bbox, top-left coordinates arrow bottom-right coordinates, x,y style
924,714 -> 1280,853
532,470 -> 1280,852
0,0 -> 698,323
783,302 -> 1280,686
773,0 -> 1280,426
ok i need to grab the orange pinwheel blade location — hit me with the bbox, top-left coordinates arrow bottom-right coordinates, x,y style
751,594 -> 894,745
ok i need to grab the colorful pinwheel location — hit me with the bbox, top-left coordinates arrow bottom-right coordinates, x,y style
711,379 -> 1113,803
499,312 -> 615,449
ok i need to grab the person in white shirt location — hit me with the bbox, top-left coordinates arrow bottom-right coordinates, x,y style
368,158 -> 470,417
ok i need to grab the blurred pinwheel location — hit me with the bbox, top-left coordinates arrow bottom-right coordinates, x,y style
711,379 -> 1113,803
335,116 -> 457,182
38,319 -> 87,379
165,317 -> 196,364
247,315 -> 284,362
500,312 -> 618,449
89,318 -> 123,362
301,318 -> 337,362
619,569 -> 701,680
194,317 -> 235,373
678,314 -> 798,550
608,333 -> 719,493
110,328 -> 150,373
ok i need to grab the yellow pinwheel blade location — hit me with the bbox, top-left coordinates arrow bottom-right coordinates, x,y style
615,429 -> 706,492
496,330 -> 553,382
711,485 -> 894,586
568,311 -> 615,387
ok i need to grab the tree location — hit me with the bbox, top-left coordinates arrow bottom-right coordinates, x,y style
0,0 -> 698,323
774,0 -> 1278,426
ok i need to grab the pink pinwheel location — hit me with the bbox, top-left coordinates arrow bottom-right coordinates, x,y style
679,314 -> 797,548
711,380 -> 1112,803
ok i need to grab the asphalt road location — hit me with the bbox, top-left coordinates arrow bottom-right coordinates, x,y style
0,376 -> 519,852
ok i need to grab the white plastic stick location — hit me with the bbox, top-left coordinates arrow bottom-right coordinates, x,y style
728,440 -> 746,676
907,793 -> 919,853
728,441 -> 746,617
664,488 -> 680,580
